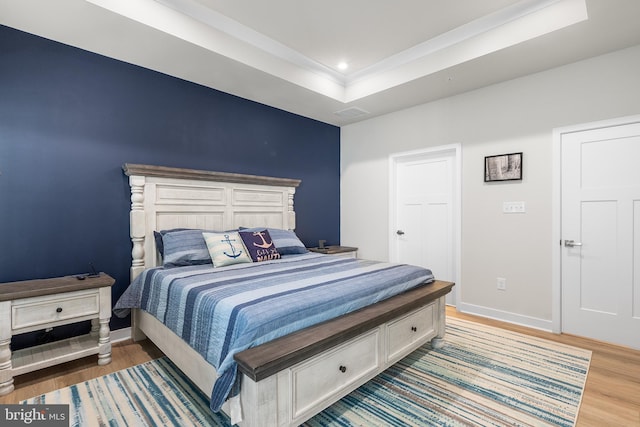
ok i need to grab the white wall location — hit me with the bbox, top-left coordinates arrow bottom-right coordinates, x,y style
341,44 -> 640,329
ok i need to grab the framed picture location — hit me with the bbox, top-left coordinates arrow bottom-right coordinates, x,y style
484,152 -> 523,182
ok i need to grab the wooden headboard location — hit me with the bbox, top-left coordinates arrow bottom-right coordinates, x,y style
123,164 -> 301,281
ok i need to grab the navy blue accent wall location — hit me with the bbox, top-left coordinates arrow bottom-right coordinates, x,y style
0,25 -> 340,339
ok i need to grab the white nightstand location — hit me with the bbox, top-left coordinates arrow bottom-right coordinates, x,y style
308,246 -> 358,258
0,273 -> 114,396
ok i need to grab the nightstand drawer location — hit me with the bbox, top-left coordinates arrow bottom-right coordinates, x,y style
1,273 -> 114,396
12,290 -> 100,331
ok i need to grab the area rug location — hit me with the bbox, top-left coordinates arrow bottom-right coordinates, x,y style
23,318 -> 591,426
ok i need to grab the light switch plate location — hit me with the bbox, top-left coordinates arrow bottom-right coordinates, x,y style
503,201 -> 526,213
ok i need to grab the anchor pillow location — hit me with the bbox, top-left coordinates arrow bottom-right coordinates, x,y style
202,231 -> 253,268
239,229 -> 282,262
239,227 -> 308,255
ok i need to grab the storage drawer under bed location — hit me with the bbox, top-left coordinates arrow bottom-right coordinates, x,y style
290,328 -> 381,420
386,302 -> 436,364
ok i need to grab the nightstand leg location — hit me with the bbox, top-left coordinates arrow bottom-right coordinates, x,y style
0,337 -> 14,396
94,318 -> 111,365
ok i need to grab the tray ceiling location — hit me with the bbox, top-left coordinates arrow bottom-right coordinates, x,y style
2,0 -> 640,125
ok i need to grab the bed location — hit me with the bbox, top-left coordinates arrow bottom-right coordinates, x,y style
117,163 -> 454,427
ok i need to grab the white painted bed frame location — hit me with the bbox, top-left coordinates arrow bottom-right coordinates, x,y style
123,163 -> 450,426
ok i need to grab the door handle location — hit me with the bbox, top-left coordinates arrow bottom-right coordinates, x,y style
396,230 -> 405,235
564,240 -> 583,247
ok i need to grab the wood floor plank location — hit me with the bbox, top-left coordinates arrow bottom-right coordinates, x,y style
447,308 -> 640,427
1,308 -> 638,426
0,339 -> 162,405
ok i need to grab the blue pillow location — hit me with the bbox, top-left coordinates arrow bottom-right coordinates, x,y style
239,229 -> 282,262
239,227 -> 307,255
154,228 -> 189,257
158,228 -> 237,267
161,229 -> 213,267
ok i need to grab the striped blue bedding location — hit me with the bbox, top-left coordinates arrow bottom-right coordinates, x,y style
114,252 -> 434,412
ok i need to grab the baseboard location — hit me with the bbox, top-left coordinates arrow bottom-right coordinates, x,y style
455,302 -> 553,332
110,327 -> 132,344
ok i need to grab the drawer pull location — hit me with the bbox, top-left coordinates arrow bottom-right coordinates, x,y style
411,326 -> 417,332
338,365 -> 347,373
56,307 -> 63,313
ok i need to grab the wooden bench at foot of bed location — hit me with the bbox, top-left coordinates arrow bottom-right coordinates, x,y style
232,279 -> 454,426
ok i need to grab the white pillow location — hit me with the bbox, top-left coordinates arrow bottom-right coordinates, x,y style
202,231 -> 252,268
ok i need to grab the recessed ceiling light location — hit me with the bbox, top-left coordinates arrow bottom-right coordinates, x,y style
337,62 -> 348,71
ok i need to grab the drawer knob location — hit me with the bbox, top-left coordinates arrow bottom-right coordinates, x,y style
411,326 -> 417,332
56,307 -> 63,313
338,365 -> 347,373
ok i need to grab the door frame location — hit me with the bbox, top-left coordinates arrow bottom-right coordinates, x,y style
551,114 -> 640,334
388,143 -> 461,306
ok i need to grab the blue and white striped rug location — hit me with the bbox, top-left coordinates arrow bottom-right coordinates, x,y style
23,318 -> 591,426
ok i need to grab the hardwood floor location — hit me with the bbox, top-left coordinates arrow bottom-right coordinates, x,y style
448,308 -> 640,427
1,308 -> 638,426
0,339 -> 164,405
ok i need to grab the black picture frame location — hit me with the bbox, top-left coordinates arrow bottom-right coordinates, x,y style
484,152 -> 523,182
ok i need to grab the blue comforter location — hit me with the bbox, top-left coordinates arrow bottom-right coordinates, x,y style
114,252 -> 433,411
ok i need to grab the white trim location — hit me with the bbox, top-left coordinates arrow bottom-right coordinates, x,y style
388,143 -> 462,306
110,327 -> 132,344
551,114 -> 640,334
457,302 -> 553,332
87,0 -> 586,103
551,129 -> 562,334
153,0 -> 346,84
345,0 -> 571,84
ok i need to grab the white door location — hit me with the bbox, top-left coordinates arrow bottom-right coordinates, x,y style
390,146 -> 459,305
561,121 -> 640,349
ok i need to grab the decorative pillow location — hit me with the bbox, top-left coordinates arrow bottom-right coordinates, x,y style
239,229 -> 282,262
239,227 -> 308,255
154,228 -> 189,258
161,229 -> 213,267
202,231 -> 253,268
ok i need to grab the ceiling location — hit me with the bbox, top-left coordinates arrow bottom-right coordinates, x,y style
2,0 -> 640,126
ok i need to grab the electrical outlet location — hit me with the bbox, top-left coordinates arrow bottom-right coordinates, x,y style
497,277 -> 506,291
